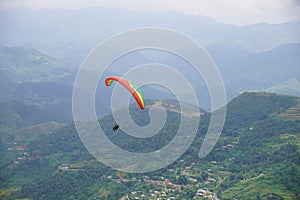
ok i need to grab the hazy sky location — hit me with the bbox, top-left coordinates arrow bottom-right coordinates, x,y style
0,0 -> 299,25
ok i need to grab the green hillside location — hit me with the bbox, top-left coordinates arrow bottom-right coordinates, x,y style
210,92 -> 299,199
0,45 -> 76,102
12,81 -> 74,123
0,101 -> 49,138
224,92 -> 298,129
0,45 -> 74,83
0,92 -> 299,199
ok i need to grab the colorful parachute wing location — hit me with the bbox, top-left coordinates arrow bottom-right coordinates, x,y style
105,76 -> 145,109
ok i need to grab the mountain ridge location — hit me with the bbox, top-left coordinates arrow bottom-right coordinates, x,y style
1,8 -> 299,65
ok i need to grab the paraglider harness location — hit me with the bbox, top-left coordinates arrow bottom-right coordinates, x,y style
113,122 -> 119,132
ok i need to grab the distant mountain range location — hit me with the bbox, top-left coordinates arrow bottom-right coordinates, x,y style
0,45 -> 75,83
0,42 -> 299,122
0,7 -> 299,121
0,46 -> 79,122
0,8 -> 299,65
0,45 -> 75,101
222,43 -> 300,97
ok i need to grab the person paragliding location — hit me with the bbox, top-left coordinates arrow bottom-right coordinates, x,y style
105,76 -> 145,133
112,122 -> 119,132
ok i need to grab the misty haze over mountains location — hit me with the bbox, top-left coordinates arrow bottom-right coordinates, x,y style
0,7 -> 299,120
1,7 -> 299,63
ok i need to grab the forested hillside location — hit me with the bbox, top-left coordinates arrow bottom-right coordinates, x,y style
0,92 -> 299,199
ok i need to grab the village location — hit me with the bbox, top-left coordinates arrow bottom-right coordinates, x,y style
56,159 -> 222,199
6,142 -> 42,167
6,141 -> 225,200
110,161 -> 221,200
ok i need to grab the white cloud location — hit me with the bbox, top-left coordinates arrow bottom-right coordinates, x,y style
0,0 -> 299,25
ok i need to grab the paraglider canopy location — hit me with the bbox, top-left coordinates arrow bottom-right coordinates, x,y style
105,76 -> 145,110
